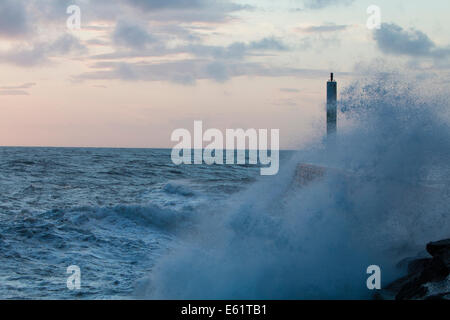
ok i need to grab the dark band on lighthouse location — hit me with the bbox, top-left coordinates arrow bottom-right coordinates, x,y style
327,73 -> 337,137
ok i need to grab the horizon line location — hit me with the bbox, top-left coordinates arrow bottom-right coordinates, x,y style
0,145 -> 300,152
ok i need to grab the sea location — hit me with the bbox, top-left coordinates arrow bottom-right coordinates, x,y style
0,147 -> 267,299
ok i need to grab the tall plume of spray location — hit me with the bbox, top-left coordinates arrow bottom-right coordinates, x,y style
138,68 -> 450,299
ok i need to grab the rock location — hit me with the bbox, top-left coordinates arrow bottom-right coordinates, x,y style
380,238 -> 450,300
407,258 -> 432,275
418,257 -> 448,283
426,292 -> 450,300
427,239 -> 450,265
396,281 -> 429,300
380,274 -> 414,300
427,239 -> 450,257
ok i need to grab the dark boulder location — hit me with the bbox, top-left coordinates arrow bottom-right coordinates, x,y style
380,238 -> 450,300
426,239 -> 450,257
407,258 -> 432,275
427,239 -> 450,266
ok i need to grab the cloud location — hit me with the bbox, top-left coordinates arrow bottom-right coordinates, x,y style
303,0 -> 354,10
123,0 -> 208,10
374,23 -> 450,59
0,34 -> 86,67
187,37 -> 288,60
76,59 -> 339,84
82,34 -> 290,83
120,0 -> 250,22
122,0 -> 248,12
298,24 -> 348,33
205,61 -> 231,82
113,21 -> 156,50
0,0 -> 29,38
0,90 -> 29,96
2,0 -> 247,37
90,35 -> 287,61
248,37 -> 288,51
0,1 -> 343,84
272,98 -> 299,107
0,82 -> 36,95
0,46 -> 48,67
280,88 -> 300,93
49,34 -> 87,55
0,82 -> 36,90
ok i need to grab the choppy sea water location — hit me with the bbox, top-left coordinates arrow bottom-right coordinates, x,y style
0,147 -> 267,299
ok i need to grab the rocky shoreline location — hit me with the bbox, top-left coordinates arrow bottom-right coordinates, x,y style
377,239 -> 450,300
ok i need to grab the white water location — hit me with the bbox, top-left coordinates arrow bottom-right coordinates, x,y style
140,71 -> 450,299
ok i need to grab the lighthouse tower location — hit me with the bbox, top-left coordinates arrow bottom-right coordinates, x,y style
294,73 -> 339,186
327,73 -> 337,139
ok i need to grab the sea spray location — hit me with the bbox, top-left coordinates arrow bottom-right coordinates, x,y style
138,70 -> 450,299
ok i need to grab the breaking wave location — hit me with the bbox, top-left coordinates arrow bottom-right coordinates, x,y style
139,70 -> 450,299
163,181 -> 197,197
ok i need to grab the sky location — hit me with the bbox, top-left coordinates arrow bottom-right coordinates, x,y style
0,0 -> 449,149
